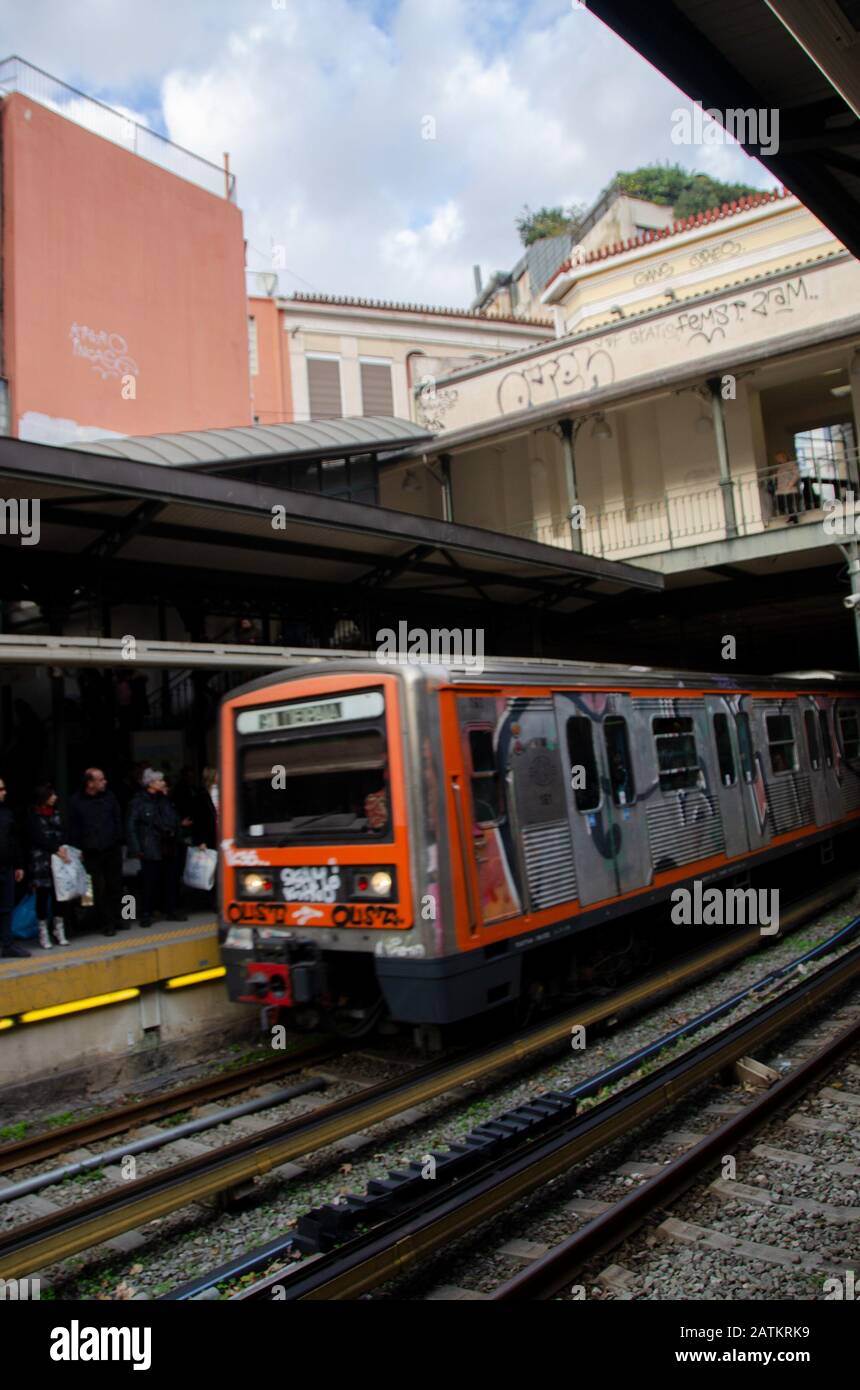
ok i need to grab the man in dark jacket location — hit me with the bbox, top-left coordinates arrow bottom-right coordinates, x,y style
126,770 -> 186,928
0,777 -> 28,958
68,767 -> 124,938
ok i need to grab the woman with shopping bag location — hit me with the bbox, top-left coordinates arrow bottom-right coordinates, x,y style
27,783 -> 74,949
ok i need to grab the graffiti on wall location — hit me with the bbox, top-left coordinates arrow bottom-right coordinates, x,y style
496,343 -> 616,415
415,384 -> 460,432
490,275 -> 816,415
70,324 -> 140,381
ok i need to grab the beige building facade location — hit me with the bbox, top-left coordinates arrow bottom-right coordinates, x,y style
403,191 -> 860,591
248,283 -> 553,431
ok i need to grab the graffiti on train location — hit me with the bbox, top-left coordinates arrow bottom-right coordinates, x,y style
496,345 -> 616,414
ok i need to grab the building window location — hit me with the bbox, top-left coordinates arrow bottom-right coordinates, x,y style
837,703 -> 860,760
566,716 -> 600,812
469,728 -> 502,825
713,714 -> 736,786
766,713 -> 797,774
307,355 -> 343,420
359,359 -> 394,418
653,716 -> 699,792
248,316 -> 259,377
261,455 -> 378,506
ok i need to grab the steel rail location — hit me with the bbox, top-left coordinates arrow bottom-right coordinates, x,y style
491,1009 -> 860,1299
0,887 -> 851,1282
233,943 -> 860,1300
0,1041 -> 341,1174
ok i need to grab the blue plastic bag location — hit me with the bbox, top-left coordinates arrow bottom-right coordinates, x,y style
11,890 -> 37,939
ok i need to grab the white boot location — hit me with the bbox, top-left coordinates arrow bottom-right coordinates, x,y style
53,917 -> 68,947
37,921 -> 53,950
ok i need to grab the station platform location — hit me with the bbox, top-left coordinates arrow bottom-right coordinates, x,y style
0,913 -> 255,1100
0,913 -> 221,1020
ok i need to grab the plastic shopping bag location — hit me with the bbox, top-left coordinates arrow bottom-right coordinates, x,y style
122,850 -> 141,878
11,890 -> 38,939
182,847 -> 217,892
51,846 -> 88,902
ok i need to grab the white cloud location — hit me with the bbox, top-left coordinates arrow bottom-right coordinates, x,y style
1,0 -> 777,305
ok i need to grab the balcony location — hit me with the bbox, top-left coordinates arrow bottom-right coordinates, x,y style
509,451 -> 860,563
0,55 -> 235,201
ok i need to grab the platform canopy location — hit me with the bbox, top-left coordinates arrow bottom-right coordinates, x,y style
0,434 -> 661,626
590,0 -> 860,260
84,416 -> 433,471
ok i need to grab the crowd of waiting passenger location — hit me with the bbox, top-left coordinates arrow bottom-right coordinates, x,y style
0,765 -> 218,959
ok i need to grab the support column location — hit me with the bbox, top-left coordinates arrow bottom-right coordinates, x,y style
438,453 -> 453,524
707,376 -> 738,539
559,419 -> 583,554
157,598 -> 171,723
50,667 -> 68,802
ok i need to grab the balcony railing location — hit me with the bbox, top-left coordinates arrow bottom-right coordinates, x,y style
0,55 -> 235,201
509,451 -> 860,561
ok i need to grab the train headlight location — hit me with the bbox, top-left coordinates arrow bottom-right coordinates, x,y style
370,871 -> 393,897
240,871 -> 274,897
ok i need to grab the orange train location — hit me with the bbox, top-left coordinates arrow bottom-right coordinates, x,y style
218,659 -> 860,1033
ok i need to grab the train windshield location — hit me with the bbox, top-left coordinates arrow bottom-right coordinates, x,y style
236,689 -> 391,842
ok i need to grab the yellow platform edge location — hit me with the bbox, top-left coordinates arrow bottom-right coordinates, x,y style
0,930 -> 223,1018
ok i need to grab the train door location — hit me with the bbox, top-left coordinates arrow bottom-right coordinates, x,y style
555,693 -> 650,905
704,699 -> 750,857
834,698 -> 860,814
798,695 -> 834,826
462,720 -> 522,927
816,699 -> 844,822
734,704 -> 772,850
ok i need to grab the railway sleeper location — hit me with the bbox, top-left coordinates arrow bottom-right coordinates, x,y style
292,1090 -> 574,1253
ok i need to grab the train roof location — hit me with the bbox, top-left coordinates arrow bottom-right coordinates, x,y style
223,655 -> 860,705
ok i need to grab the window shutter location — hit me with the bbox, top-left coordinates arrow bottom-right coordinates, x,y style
360,361 -> 394,417
307,358 -> 342,419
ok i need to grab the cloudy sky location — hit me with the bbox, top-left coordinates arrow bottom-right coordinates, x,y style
1,0 -> 775,306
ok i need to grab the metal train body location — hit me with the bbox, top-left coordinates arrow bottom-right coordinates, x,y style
218,659 -> 860,1029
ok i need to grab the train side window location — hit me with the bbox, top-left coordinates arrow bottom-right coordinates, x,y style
653,716 -> 700,792
803,710 -> 821,770
468,729 -> 503,826
765,713 -> 798,774
712,714 -> 736,786
819,708 -> 834,767
837,704 -> 860,760
604,716 -> 635,806
736,712 -> 754,782
566,716 -> 600,812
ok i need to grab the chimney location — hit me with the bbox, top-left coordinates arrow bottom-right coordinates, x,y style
473,264 -> 483,296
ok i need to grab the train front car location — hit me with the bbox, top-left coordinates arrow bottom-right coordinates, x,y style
218,663 -> 439,1036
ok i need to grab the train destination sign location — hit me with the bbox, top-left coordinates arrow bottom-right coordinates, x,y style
236,690 -> 384,735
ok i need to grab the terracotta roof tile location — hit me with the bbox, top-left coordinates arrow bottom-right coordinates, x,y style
544,187 -> 793,291
284,291 -> 551,330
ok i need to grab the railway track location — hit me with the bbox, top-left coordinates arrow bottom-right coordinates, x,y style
221,929 -> 860,1300
490,1007 -> 860,1300
1,881 -> 853,1292
0,1040 -> 341,1174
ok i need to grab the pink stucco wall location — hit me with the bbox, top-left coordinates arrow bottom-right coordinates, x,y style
2,93 -> 252,442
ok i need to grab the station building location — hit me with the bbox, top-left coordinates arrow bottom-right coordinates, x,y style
396,189 -> 860,672
2,11 -> 859,1078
